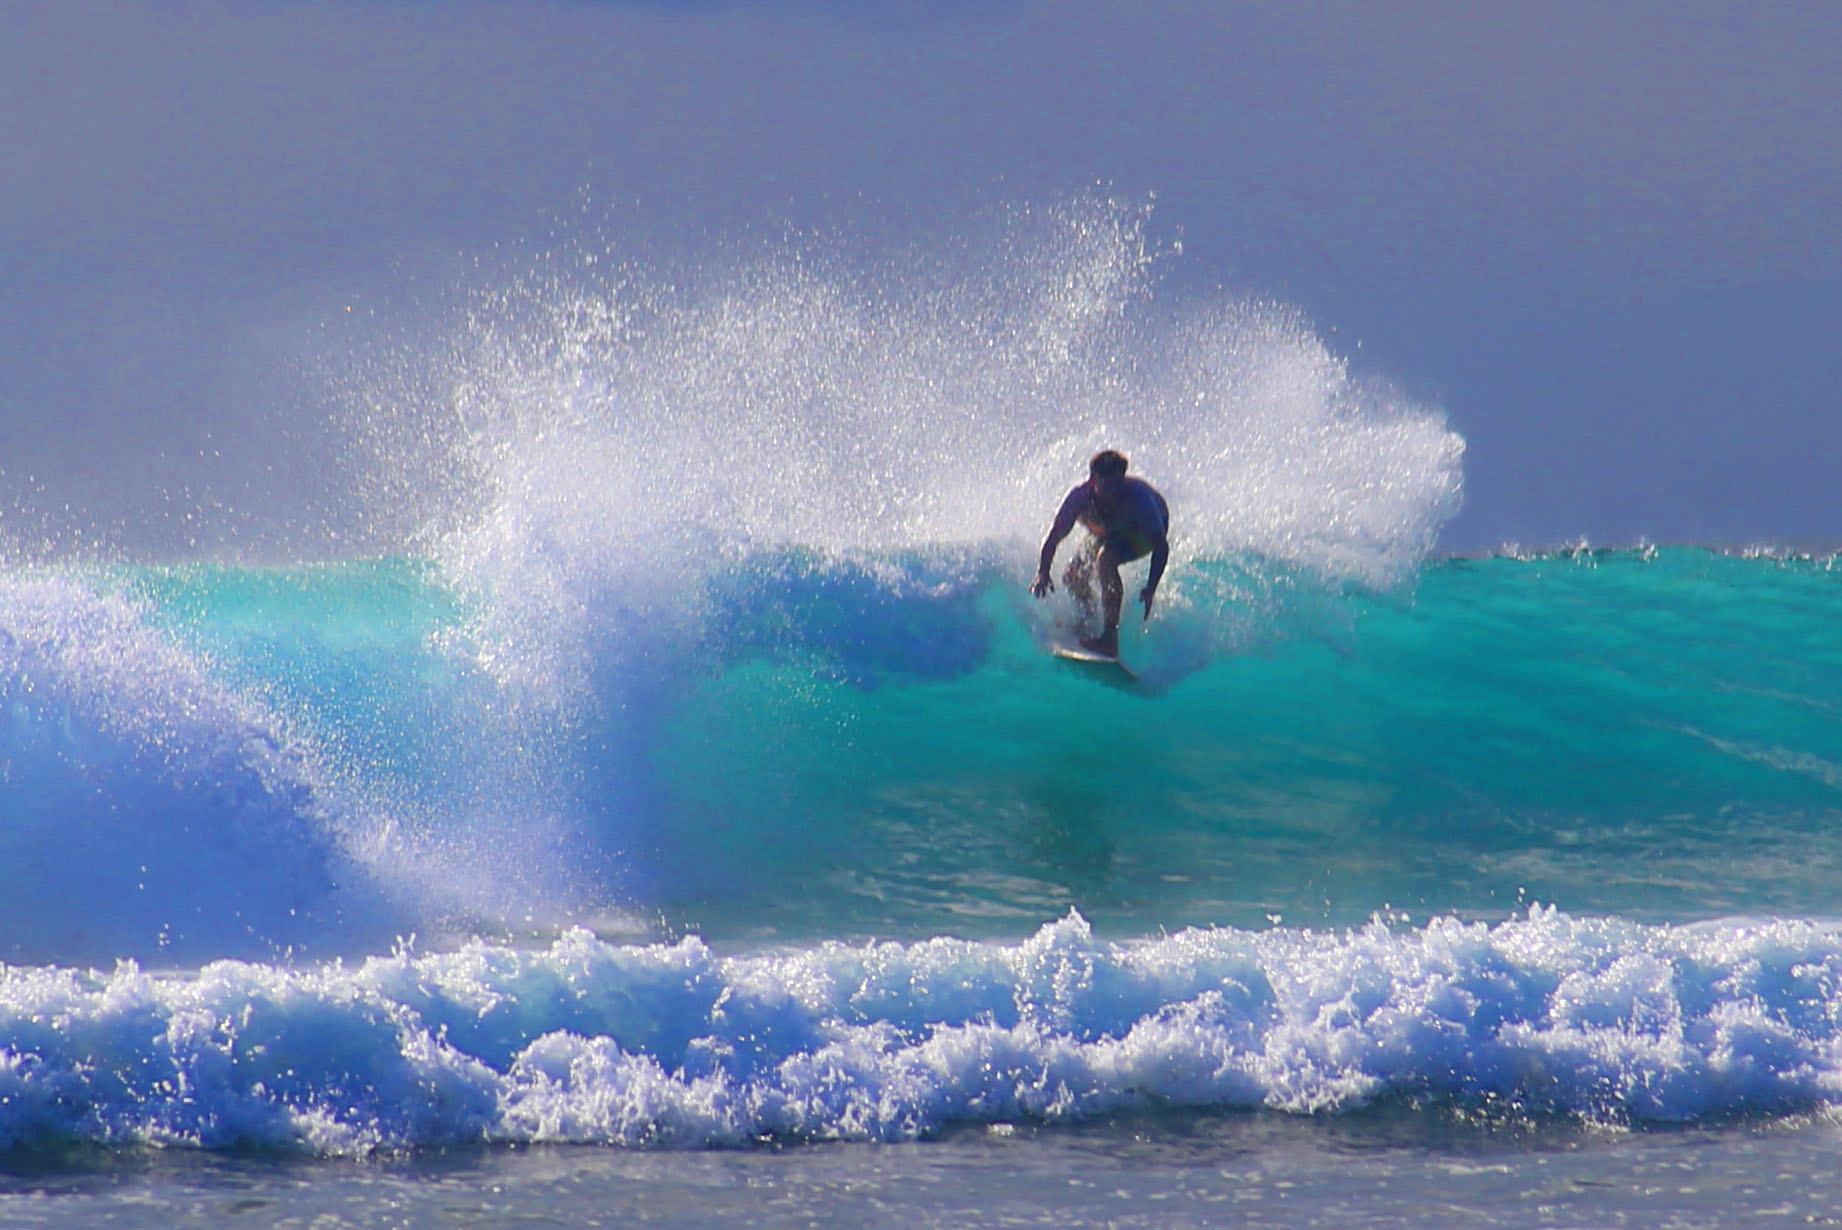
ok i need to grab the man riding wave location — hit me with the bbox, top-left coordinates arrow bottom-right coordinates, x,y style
1030,450 -> 1170,658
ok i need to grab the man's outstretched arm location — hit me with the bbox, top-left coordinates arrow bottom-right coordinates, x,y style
1139,533 -> 1169,618
1032,495 -> 1081,597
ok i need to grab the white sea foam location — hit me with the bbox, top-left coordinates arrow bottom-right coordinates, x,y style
4,909 -> 1840,1154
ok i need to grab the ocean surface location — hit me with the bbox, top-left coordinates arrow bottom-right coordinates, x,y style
6,204 -> 1841,1224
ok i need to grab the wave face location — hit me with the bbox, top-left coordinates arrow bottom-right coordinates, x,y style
6,547 -> 1837,963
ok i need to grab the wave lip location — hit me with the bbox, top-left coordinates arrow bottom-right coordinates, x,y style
3,908 -> 1841,1154
0,572 -> 398,964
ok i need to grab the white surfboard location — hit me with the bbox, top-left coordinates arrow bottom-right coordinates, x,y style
1047,636 -> 1138,681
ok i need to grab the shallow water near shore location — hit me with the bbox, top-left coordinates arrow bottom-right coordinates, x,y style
7,1108 -> 1842,1228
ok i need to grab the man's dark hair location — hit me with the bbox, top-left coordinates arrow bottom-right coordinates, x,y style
1089,450 -> 1129,479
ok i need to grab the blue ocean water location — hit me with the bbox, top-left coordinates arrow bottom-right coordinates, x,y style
6,546 -> 1842,1150
5,203 -> 1840,1223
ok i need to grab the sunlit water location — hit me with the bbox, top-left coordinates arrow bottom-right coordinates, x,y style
5,199 -> 1838,1224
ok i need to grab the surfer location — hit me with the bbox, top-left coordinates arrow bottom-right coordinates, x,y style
1030,450 -> 1170,658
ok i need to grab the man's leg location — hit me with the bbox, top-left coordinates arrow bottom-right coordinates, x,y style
1062,545 -> 1098,629
1082,542 -> 1127,657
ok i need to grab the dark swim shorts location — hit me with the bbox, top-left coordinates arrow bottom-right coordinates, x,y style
1087,529 -> 1155,562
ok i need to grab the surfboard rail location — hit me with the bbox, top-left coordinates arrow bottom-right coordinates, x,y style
1046,637 -> 1138,680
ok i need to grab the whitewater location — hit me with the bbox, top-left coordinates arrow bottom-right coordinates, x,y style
5,200 -> 1841,1224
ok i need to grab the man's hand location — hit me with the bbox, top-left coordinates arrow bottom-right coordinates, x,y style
1139,584 -> 1157,619
1031,572 -> 1054,599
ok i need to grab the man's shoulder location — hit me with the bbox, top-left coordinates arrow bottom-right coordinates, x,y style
1128,479 -> 1170,532
1126,477 -> 1167,508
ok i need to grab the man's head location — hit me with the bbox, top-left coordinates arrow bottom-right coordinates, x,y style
1089,450 -> 1129,481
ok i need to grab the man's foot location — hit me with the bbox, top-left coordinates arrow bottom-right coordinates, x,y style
1079,632 -> 1119,659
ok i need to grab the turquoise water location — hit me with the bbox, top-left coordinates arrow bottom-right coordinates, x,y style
114,545 -> 1842,947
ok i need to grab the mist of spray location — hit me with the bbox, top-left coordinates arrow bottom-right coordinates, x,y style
329,196 -> 1462,706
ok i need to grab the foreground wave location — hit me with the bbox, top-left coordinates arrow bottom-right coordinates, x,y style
4,909 -> 1841,1154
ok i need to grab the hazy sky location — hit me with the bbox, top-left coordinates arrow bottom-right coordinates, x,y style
4,0 -> 1838,555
